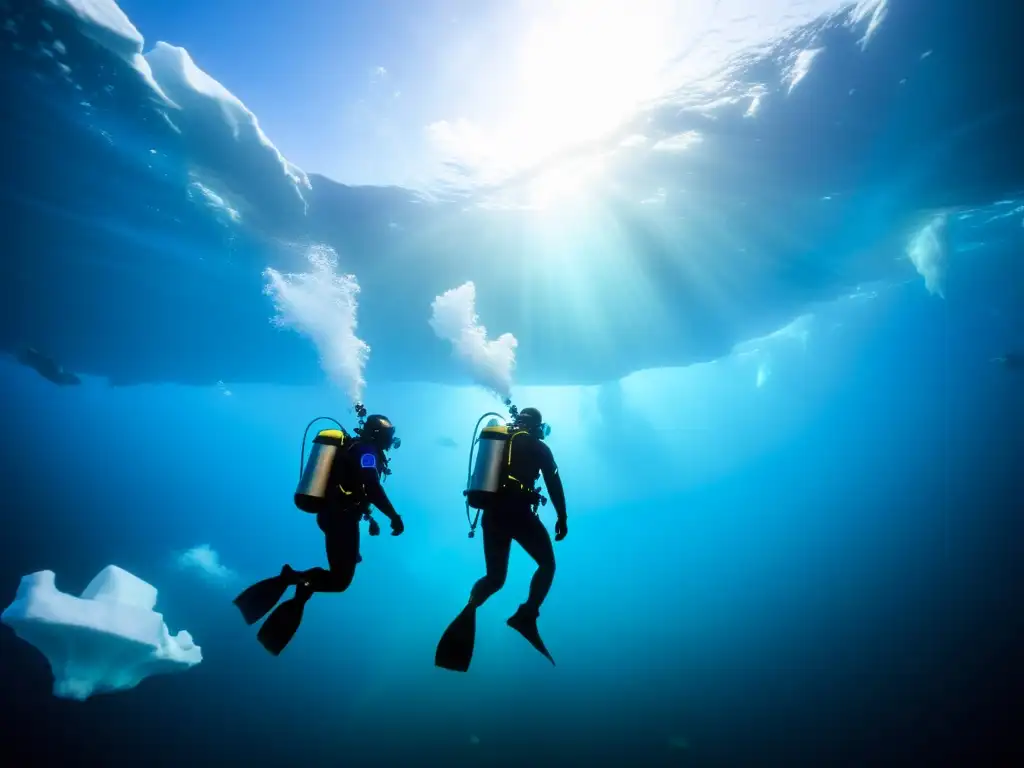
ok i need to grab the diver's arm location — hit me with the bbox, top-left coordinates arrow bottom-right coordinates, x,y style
539,446 -> 567,520
351,446 -> 401,522
364,480 -> 399,521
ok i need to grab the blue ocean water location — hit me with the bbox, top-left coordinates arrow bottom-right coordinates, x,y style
1,0 -> 1023,765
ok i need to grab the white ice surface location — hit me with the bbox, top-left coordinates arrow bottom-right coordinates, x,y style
44,0 -> 172,104
1,565 -> 201,700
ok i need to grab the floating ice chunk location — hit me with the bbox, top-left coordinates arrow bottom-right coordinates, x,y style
1,565 -> 201,700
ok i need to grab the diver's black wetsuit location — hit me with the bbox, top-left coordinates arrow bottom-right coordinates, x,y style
470,432 -> 567,613
234,423 -> 403,656
299,439 -> 399,594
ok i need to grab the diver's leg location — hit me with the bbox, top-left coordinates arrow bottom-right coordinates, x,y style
294,514 -> 360,593
259,516 -> 359,654
504,508 -> 557,664
438,512 -> 502,671
468,509 -> 511,607
323,517 -> 360,591
512,509 -> 556,613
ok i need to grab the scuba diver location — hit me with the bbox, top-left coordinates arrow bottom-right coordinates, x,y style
233,412 -> 405,656
435,406 -> 567,672
16,346 -> 81,386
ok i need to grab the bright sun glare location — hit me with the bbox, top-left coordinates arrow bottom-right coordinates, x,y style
437,0 -> 856,206
513,3 -> 674,157
491,1 -> 710,206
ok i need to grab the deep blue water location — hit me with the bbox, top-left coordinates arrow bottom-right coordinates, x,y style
2,0 -> 1023,765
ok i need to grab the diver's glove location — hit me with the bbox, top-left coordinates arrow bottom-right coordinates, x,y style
554,516 -> 568,542
389,514 -> 405,536
367,517 -> 381,537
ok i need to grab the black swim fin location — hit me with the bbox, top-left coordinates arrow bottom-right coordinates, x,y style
507,605 -> 555,666
435,605 -> 477,672
233,566 -> 295,625
257,589 -> 310,656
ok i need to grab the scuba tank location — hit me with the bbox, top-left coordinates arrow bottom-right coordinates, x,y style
295,418 -> 351,513
465,418 -> 508,509
294,404 -> 391,514
462,400 -> 548,537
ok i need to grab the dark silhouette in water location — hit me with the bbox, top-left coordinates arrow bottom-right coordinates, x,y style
15,347 -> 81,386
991,352 -> 1024,371
436,407 -> 567,672
233,415 -> 405,655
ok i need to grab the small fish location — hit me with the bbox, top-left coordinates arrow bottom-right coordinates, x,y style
435,436 -> 458,449
992,352 -> 1024,371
